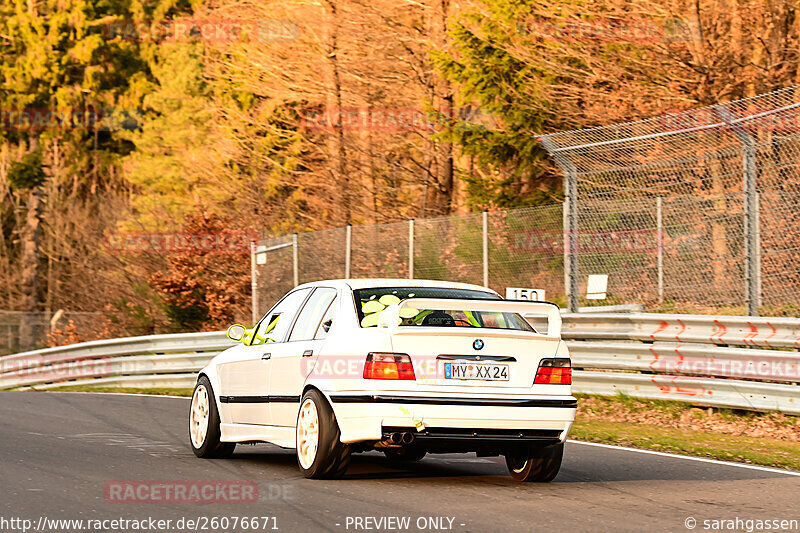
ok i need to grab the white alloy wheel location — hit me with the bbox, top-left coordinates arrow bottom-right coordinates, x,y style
297,398 -> 320,469
190,384 -> 210,449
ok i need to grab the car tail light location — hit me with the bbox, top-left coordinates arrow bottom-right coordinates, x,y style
534,358 -> 572,385
363,353 -> 416,380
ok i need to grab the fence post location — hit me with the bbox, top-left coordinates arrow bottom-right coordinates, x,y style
657,197 -> 664,305
742,134 -> 759,316
482,210 -> 489,287
714,106 -> 759,316
250,240 -> 259,324
566,167 -> 579,312
408,219 -> 415,279
562,198 -> 570,306
755,191 -> 762,309
540,135 -> 579,312
292,233 -> 299,287
345,224 -> 352,279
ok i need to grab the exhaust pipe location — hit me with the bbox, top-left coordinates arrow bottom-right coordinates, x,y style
389,432 -> 403,445
401,432 -> 415,445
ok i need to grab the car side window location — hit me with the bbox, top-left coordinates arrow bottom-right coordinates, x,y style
314,297 -> 337,340
252,288 -> 312,344
289,288 -> 337,342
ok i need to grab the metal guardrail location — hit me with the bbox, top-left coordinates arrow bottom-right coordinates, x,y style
535,312 -> 800,413
0,332 -> 232,391
569,341 -> 800,381
572,371 -> 800,414
0,313 -> 798,414
560,313 -> 800,349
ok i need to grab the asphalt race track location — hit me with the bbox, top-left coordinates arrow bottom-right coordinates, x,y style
1,392 -> 798,533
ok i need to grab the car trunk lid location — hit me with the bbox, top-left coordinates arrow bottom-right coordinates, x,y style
377,299 -> 563,393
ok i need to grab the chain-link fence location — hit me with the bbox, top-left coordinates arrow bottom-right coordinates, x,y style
0,311 -> 103,355
253,87 -> 800,318
252,205 -> 566,319
542,85 -> 800,315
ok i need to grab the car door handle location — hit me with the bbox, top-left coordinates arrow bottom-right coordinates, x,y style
261,352 -> 271,360
302,350 -> 313,357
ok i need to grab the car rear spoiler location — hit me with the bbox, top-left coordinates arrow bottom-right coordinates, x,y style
376,298 -> 562,337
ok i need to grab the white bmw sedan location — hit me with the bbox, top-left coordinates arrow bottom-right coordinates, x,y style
189,279 -> 576,481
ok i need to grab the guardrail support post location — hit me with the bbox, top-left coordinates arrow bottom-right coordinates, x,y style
482,210 -> 489,287
292,233 -> 299,287
345,224 -> 352,279
250,241 -> 259,324
408,219 -> 415,279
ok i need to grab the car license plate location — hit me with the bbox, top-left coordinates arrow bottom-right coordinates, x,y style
444,362 -> 509,381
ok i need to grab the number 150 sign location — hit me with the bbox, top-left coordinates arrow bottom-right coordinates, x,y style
505,287 -> 546,301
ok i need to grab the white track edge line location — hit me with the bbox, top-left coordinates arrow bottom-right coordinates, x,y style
569,439 -> 800,476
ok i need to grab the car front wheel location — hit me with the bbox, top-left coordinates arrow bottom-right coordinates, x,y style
296,389 -> 351,479
189,376 -> 235,458
505,442 -> 564,482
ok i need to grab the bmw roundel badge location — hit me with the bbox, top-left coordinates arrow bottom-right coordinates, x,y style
473,339 -> 484,351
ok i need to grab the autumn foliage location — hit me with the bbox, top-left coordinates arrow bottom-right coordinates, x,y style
148,211 -> 251,331
3,0 -> 800,343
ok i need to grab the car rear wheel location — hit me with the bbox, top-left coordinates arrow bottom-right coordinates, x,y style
296,389 -> 351,479
189,376 -> 235,458
505,442 -> 563,482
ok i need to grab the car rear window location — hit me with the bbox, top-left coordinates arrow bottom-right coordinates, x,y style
353,287 -> 534,332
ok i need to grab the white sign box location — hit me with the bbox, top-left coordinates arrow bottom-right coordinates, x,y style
586,274 -> 608,300
505,287 -> 546,301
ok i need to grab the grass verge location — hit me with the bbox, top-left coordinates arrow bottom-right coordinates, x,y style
572,393 -> 800,471
571,419 -> 800,471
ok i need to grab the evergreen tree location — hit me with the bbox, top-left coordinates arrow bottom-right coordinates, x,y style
431,0 -> 559,208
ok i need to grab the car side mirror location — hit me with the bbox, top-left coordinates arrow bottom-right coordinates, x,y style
321,319 -> 333,333
226,324 -> 246,342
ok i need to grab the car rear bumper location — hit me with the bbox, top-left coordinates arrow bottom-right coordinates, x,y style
327,393 -> 577,445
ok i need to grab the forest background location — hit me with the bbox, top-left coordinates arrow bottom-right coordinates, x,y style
2,0 -> 799,345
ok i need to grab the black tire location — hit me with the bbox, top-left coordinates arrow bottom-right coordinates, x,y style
383,447 -> 427,462
505,442 -> 564,482
189,376 -> 236,458
296,389 -> 351,479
